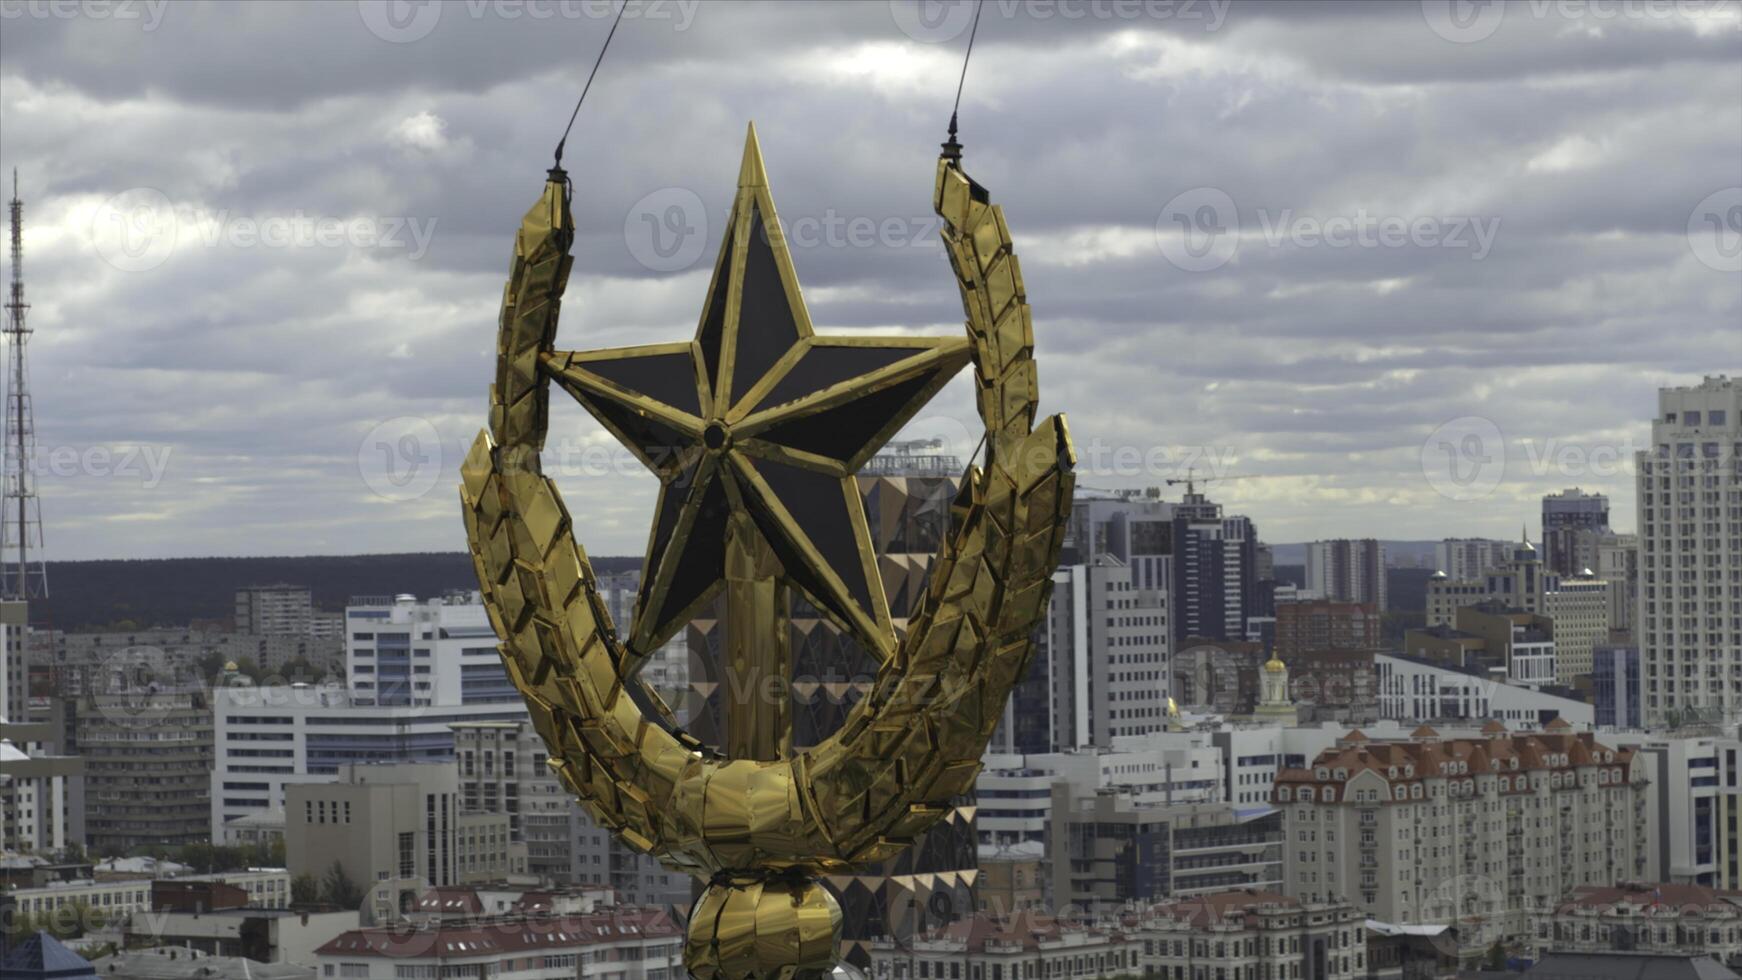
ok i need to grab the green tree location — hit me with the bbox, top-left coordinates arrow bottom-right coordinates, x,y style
321,860 -> 362,908
1484,941 -> 1508,971
291,873 -> 321,906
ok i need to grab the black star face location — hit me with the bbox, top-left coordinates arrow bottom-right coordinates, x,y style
542,125 -> 971,662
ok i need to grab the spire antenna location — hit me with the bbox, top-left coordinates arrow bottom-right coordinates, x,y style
3,169 -> 47,601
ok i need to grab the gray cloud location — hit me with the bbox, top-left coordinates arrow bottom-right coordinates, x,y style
0,0 -> 1736,560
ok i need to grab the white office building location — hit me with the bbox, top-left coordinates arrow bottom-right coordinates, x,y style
1044,556 -> 1171,750
211,682 -> 532,841
1375,653 -> 1594,727
1636,375 -> 1742,723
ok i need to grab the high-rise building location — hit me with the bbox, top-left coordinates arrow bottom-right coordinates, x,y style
62,687 -> 212,854
1636,375 -> 1742,724
1592,636 -> 1641,730
1433,538 -> 1512,581
1,599 -> 26,721
1304,539 -> 1387,610
1274,724 -> 1648,958
1604,730 -> 1742,889
1042,555 -> 1170,750
234,584 -> 315,637
450,720 -> 571,883
1541,488 -> 1611,578
1597,531 -> 1640,632
1169,490 -> 1261,646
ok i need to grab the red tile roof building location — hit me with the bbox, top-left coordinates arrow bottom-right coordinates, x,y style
1272,724 -> 1649,961
313,908 -> 682,980
1539,882 -> 1742,967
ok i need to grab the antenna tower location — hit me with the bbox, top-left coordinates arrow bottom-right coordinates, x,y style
3,170 -> 47,600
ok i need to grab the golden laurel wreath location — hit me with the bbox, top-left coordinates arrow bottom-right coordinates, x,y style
460,136 -> 1073,975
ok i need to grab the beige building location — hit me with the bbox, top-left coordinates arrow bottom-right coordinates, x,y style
285,762 -> 525,924
1636,375 -> 1742,724
975,842 -> 1047,917
1537,882 -> 1742,967
1136,889 -> 1366,980
870,911 -> 1142,980
1273,723 -> 1649,959
1426,535 -> 1610,684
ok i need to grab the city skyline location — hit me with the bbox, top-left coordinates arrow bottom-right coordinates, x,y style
0,2 -> 1736,562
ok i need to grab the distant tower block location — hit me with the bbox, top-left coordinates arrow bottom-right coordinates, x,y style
3,171 -> 46,601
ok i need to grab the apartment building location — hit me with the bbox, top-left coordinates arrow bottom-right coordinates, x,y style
1305,539 -> 1388,610
1043,555 -> 1172,749
1274,724 -> 1649,957
450,720 -> 571,883
1434,539 -> 1512,582
1636,375 -> 1742,723
1136,889 -> 1366,980
62,687 -> 211,853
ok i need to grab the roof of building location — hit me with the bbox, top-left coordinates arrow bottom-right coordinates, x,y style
1145,890 -> 1302,929
1556,882 -> 1742,915
917,911 -> 1124,952
1524,952 -> 1740,980
0,931 -> 97,980
88,949 -> 311,979
315,909 -> 680,960
1273,728 -> 1635,802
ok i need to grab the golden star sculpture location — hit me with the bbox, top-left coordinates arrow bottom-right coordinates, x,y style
462,121 -> 1075,979
546,126 -> 970,674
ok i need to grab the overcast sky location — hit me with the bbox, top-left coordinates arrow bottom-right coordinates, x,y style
0,0 -> 1737,562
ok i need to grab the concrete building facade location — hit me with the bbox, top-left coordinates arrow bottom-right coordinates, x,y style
1636,375 -> 1742,724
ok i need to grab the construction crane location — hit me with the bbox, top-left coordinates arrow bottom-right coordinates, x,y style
1163,467 -> 1256,498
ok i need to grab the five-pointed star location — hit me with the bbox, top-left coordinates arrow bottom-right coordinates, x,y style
542,124 -> 971,662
